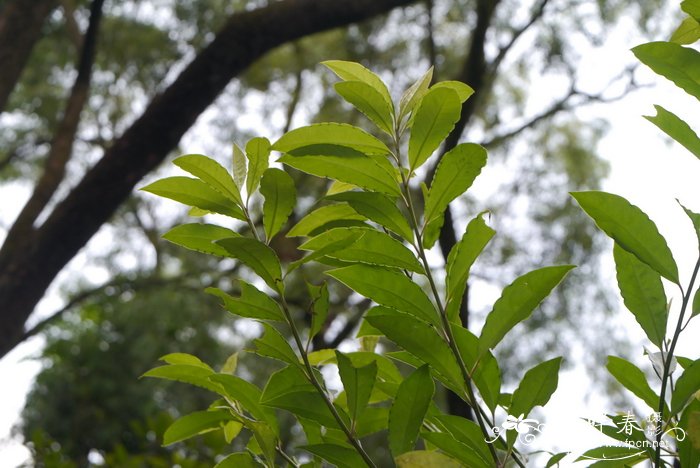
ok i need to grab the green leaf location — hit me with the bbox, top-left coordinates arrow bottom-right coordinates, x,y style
395,451 -> 462,468
163,410 -> 232,446
430,81 -> 474,102
253,323 -> 299,367
510,357 -> 562,417
575,445 -> 647,464
141,176 -> 245,220
336,351 -> 377,424
452,326 -> 500,412
245,137 -> 271,197
479,265 -> 574,355
408,87 -> 462,171
220,352 -> 238,374
215,237 -> 282,291
679,398 -> 700,468
261,366 -> 342,428
174,154 -> 242,206
399,67 -> 433,124
422,211 -> 444,249
301,227 -> 423,273
545,452 -> 570,467
672,358 -> 700,415
209,373 -> 279,433
327,264 -> 439,326
366,308 -> 464,393
308,282 -> 330,340
633,42 -> 700,101
613,244 -> 667,347
160,353 -> 212,370
214,452 -> 258,468
287,231 -> 363,274
260,168 -> 296,242
322,60 -> 393,111
433,415 -> 492,465
302,443 -> 366,468
445,213 -> 495,322
672,16 -> 700,45
327,191 -> 413,241
245,420 -> 277,464
645,105 -> 700,161
424,143 -> 487,224
572,191 -> 679,283
606,356 -> 660,411
683,0 -> 700,21
232,143 -> 247,191
206,281 -> 284,321
279,146 -> 399,196
681,201 -> 700,249
693,288 -> 700,320
287,204 -> 366,237
162,223 -> 238,257
274,123 -> 391,156
389,365 -> 434,457
142,364 -> 221,393
420,432 -> 490,468
335,81 -> 394,134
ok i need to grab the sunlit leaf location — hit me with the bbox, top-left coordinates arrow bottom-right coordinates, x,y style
232,143 -> 247,191
245,137 -> 271,197
430,81 -> 474,102
174,154 -> 242,206
335,81 -> 394,134
322,60 -> 393,111
399,67 -> 433,124
274,123 -> 391,156
216,237 -> 282,291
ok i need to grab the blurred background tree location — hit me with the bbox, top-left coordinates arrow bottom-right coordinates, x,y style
0,0 -> 670,464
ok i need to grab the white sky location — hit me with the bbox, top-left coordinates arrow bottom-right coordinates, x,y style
1,7 -> 699,467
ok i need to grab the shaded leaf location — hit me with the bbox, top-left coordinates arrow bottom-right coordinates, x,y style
309,282 -> 330,340
216,237 -> 282,291
395,450 -> 461,468
327,191 -> 413,241
206,282 -> 284,321
606,356 -> 661,411
142,364 -> 220,393
288,204 -> 366,237
433,415 -> 492,464
163,410 -> 232,446
302,443 -> 366,468
336,351 -> 377,423
452,326 -> 500,412
162,223 -> 238,257
389,365 -> 434,457
672,16 -> 700,44
260,168 -> 296,241
253,323 -> 299,367
209,373 -> 280,433
287,231 -> 363,274
510,357 -> 562,417
214,452 -> 258,468
672,358 -> 700,415
399,67 -> 433,124
420,432 -> 490,468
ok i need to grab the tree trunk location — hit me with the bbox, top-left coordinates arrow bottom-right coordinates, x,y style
0,0 -> 416,357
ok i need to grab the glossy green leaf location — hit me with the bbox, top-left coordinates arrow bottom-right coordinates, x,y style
287,231 -> 363,274
327,191 -> 413,241
245,137 -> 271,197
399,67 -> 433,124
141,176 -> 245,220
424,143 -> 487,224
309,282 -> 330,340
430,81 -> 474,103
142,364 -> 220,393
214,452 -> 258,468
232,143 -> 247,191
445,213 -> 495,322
395,451 -> 461,468
421,432 -> 490,468
174,154 -> 242,206
645,105 -> 700,161
162,223 -> 238,257
216,237 -> 282,291
287,204 -> 366,237
327,264 -> 438,326
322,60 -> 393,110
163,410 -> 232,446
260,168 -> 296,242
253,324 -> 299,367
274,123 -> 391,156
572,191 -> 679,283
606,356 -> 660,411
408,87 -> 462,171
510,357 -> 562,417
336,351 -> 377,424
366,309 -> 464,393
160,353 -> 212,370
672,358 -> 700,415
633,42 -> 700,101
206,281 -> 284,321
389,365 -> 434,457
674,16 -> 700,45
279,147 -> 400,196
335,81 -> 394,134
209,373 -> 279,433
479,265 -> 574,355
613,244 -> 667,347
452,326 -> 500,412
433,415 -> 492,464
301,227 -> 423,273
302,443 -> 366,468
261,366 -> 341,428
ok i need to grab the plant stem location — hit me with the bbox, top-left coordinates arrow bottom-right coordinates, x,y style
279,295 -> 377,468
653,255 -> 700,467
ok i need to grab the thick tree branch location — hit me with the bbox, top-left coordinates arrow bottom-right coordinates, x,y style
0,0 -> 57,113
0,0 -> 417,357
8,0 -> 104,237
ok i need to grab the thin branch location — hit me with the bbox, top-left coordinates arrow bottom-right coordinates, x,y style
7,0 -> 105,237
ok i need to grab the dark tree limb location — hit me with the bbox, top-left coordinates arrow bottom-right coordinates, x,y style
7,0 -> 104,238
0,0 -> 57,113
0,0 -> 417,358
282,43 -> 304,134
